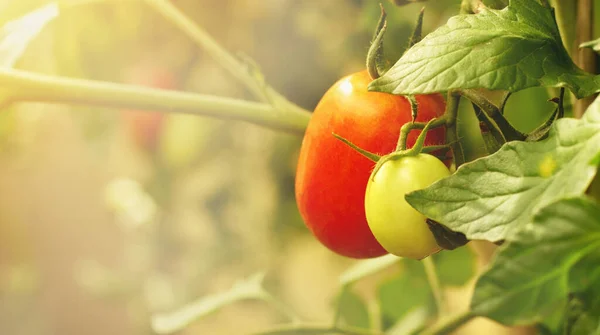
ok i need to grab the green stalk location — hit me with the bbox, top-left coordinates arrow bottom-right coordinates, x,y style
574,0 -> 596,118
445,92 -> 465,167
144,0 -> 311,118
395,117 -> 447,151
423,257 -> 446,316
459,89 -> 526,141
0,68 -> 310,135
253,323 -> 381,335
419,311 -> 475,335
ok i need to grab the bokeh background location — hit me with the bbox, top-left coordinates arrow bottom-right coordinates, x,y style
0,1 -> 595,335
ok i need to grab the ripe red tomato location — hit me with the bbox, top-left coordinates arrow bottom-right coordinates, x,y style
295,70 -> 447,259
121,64 -> 178,151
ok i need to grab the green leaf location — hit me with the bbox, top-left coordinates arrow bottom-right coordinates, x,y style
471,197 -> 600,326
151,273 -> 267,334
0,3 -> 59,67
567,252 -> 600,335
406,103 -> 600,242
433,247 -> 476,287
339,254 -> 401,286
334,288 -> 371,330
378,260 -> 433,329
369,0 -> 600,99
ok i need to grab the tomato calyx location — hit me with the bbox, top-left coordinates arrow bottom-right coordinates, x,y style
372,117 -> 447,179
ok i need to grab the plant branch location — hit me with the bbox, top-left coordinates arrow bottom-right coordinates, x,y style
445,92 -> 465,167
396,117 -> 447,151
0,68 -> 310,135
574,0 -> 596,118
459,89 -> 526,141
253,323 -> 381,335
260,291 -> 301,323
472,103 -> 505,153
422,257 -> 446,316
551,0 -> 577,56
419,310 -> 475,335
144,0 -> 312,117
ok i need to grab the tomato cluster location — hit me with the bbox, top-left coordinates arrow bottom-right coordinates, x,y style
295,71 -> 448,259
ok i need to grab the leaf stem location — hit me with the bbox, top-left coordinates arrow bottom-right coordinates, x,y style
472,103 -> 505,153
253,323 -> 382,335
396,117 -> 447,151
331,286 -> 348,327
0,68 -> 310,135
422,257 -> 446,316
259,291 -> 302,323
420,310 -> 475,335
144,0 -> 312,117
459,89 -> 526,141
445,92 -> 465,167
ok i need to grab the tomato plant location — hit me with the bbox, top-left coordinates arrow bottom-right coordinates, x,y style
294,70 -> 446,259
365,153 -> 450,259
2,1 -> 600,335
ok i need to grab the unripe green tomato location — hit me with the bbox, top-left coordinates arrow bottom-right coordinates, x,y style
365,153 -> 450,259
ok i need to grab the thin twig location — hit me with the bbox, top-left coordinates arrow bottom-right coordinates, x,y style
422,257 -> 446,316
144,0 -> 312,117
253,323 -> 381,335
445,92 -> 465,167
419,311 -> 475,335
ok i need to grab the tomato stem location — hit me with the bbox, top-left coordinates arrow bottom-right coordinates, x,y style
259,291 -> 302,324
144,0 -> 312,118
366,4 -> 388,80
445,92 -> 466,167
459,89 -> 526,141
526,88 -> 565,142
407,118 -> 439,155
573,0 -> 596,118
472,103 -> 505,154
423,257 -> 446,317
253,323 -> 382,335
395,117 -> 447,152
0,68 -> 310,135
420,310 -> 475,335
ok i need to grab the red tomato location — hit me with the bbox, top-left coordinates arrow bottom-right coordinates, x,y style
295,71 -> 447,259
122,64 -> 178,151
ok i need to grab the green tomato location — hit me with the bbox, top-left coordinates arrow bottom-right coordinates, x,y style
365,153 -> 451,259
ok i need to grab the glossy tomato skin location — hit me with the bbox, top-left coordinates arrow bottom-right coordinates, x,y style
295,71 -> 446,259
365,154 -> 450,259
